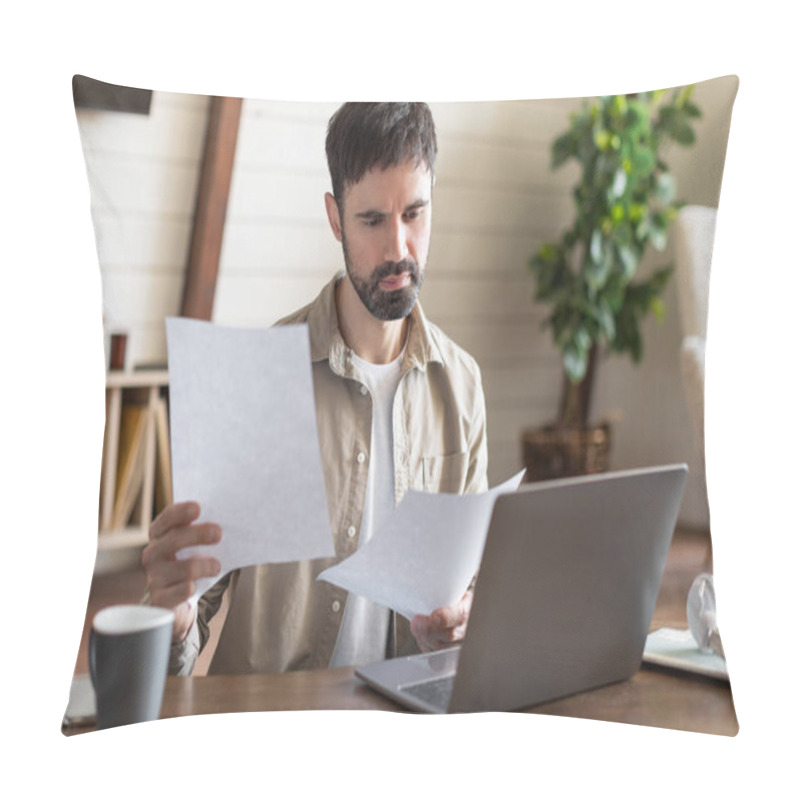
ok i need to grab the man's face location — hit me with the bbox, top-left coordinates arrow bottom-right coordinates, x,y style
331,161 -> 433,321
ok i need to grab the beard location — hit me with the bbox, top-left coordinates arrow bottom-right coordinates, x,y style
342,236 -> 424,322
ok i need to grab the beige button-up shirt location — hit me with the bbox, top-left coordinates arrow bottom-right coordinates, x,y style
170,273 -> 488,675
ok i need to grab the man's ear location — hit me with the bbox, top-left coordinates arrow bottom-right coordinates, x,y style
324,192 -> 343,242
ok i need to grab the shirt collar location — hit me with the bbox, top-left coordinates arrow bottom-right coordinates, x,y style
306,271 -> 444,373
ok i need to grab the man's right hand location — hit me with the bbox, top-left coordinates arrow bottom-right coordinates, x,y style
141,501 -> 222,643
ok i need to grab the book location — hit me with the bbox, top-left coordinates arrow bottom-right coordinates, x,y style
154,396 -> 173,513
111,403 -> 148,529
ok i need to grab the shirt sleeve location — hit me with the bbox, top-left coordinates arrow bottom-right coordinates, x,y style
163,572 -> 233,675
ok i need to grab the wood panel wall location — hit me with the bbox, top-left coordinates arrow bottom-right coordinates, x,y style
75,91 -> 209,366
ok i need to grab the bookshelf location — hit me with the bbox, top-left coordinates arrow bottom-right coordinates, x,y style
99,369 -> 171,552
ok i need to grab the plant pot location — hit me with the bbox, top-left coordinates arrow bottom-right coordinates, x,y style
521,422 -> 612,482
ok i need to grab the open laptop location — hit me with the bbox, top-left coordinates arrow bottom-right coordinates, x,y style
356,463 -> 687,713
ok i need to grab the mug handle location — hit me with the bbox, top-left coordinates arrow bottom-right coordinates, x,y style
89,628 -> 97,688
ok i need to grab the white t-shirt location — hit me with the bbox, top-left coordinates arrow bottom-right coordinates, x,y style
328,348 -> 404,667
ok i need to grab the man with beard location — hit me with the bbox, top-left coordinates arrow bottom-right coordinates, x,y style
143,103 -> 488,675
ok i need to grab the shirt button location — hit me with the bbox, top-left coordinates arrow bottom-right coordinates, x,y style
347,525 -> 356,538
332,600 -> 341,613
360,385 -> 368,395
357,451 -> 366,464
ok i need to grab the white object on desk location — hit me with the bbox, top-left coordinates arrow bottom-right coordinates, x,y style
643,628 -> 728,681
686,571 -> 725,657
63,674 -> 96,728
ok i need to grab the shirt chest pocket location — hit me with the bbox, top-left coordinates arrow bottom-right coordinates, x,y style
422,452 -> 469,494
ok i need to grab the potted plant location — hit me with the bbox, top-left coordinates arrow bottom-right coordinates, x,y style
523,86 -> 702,481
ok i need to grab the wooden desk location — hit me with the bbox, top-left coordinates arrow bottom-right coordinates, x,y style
68,660 -> 732,736
66,528 -> 735,736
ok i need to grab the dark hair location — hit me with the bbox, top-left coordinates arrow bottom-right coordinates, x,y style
325,102 -> 437,203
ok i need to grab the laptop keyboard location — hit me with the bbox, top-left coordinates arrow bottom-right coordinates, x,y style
401,676 -> 455,711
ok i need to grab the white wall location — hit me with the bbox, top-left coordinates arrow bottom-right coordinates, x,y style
75,90 -> 210,367
75,77 -> 737,528
213,96 -> 583,495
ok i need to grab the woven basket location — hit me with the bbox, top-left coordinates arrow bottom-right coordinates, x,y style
521,422 -> 612,482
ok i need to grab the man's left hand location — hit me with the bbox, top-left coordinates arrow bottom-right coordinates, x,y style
410,590 -> 472,653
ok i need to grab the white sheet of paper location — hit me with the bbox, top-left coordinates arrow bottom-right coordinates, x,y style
317,470 -> 525,619
166,318 -> 334,598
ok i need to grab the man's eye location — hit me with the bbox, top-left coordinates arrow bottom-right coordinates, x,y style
363,217 -> 382,227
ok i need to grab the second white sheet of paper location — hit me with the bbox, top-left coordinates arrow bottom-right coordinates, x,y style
318,470 -> 525,619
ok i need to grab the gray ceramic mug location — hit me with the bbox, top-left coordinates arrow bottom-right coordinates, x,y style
89,605 -> 174,729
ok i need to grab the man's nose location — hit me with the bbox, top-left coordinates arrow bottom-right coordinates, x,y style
384,216 -> 409,263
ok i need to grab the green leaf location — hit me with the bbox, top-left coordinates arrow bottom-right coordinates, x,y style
671,121 -> 696,145
632,148 -> 656,176
590,229 -> 604,264
625,102 -> 648,133
650,225 -> 667,251
563,344 -> 588,383
595,301 -> 616,339
552,131 -> 574,168
650,296 -> 665,321
684,100 -> 702,119
610,168 -> 627,199
593,128 -> 612,152
575,326 -> 592,352
650,265 -> 673,291
655,173 -> 675,204
617,244 -> 639,279
586,256 -> 610,292
538,242 -> 558,261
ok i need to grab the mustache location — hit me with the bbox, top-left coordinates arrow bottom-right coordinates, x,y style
373,259 -> 420,283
